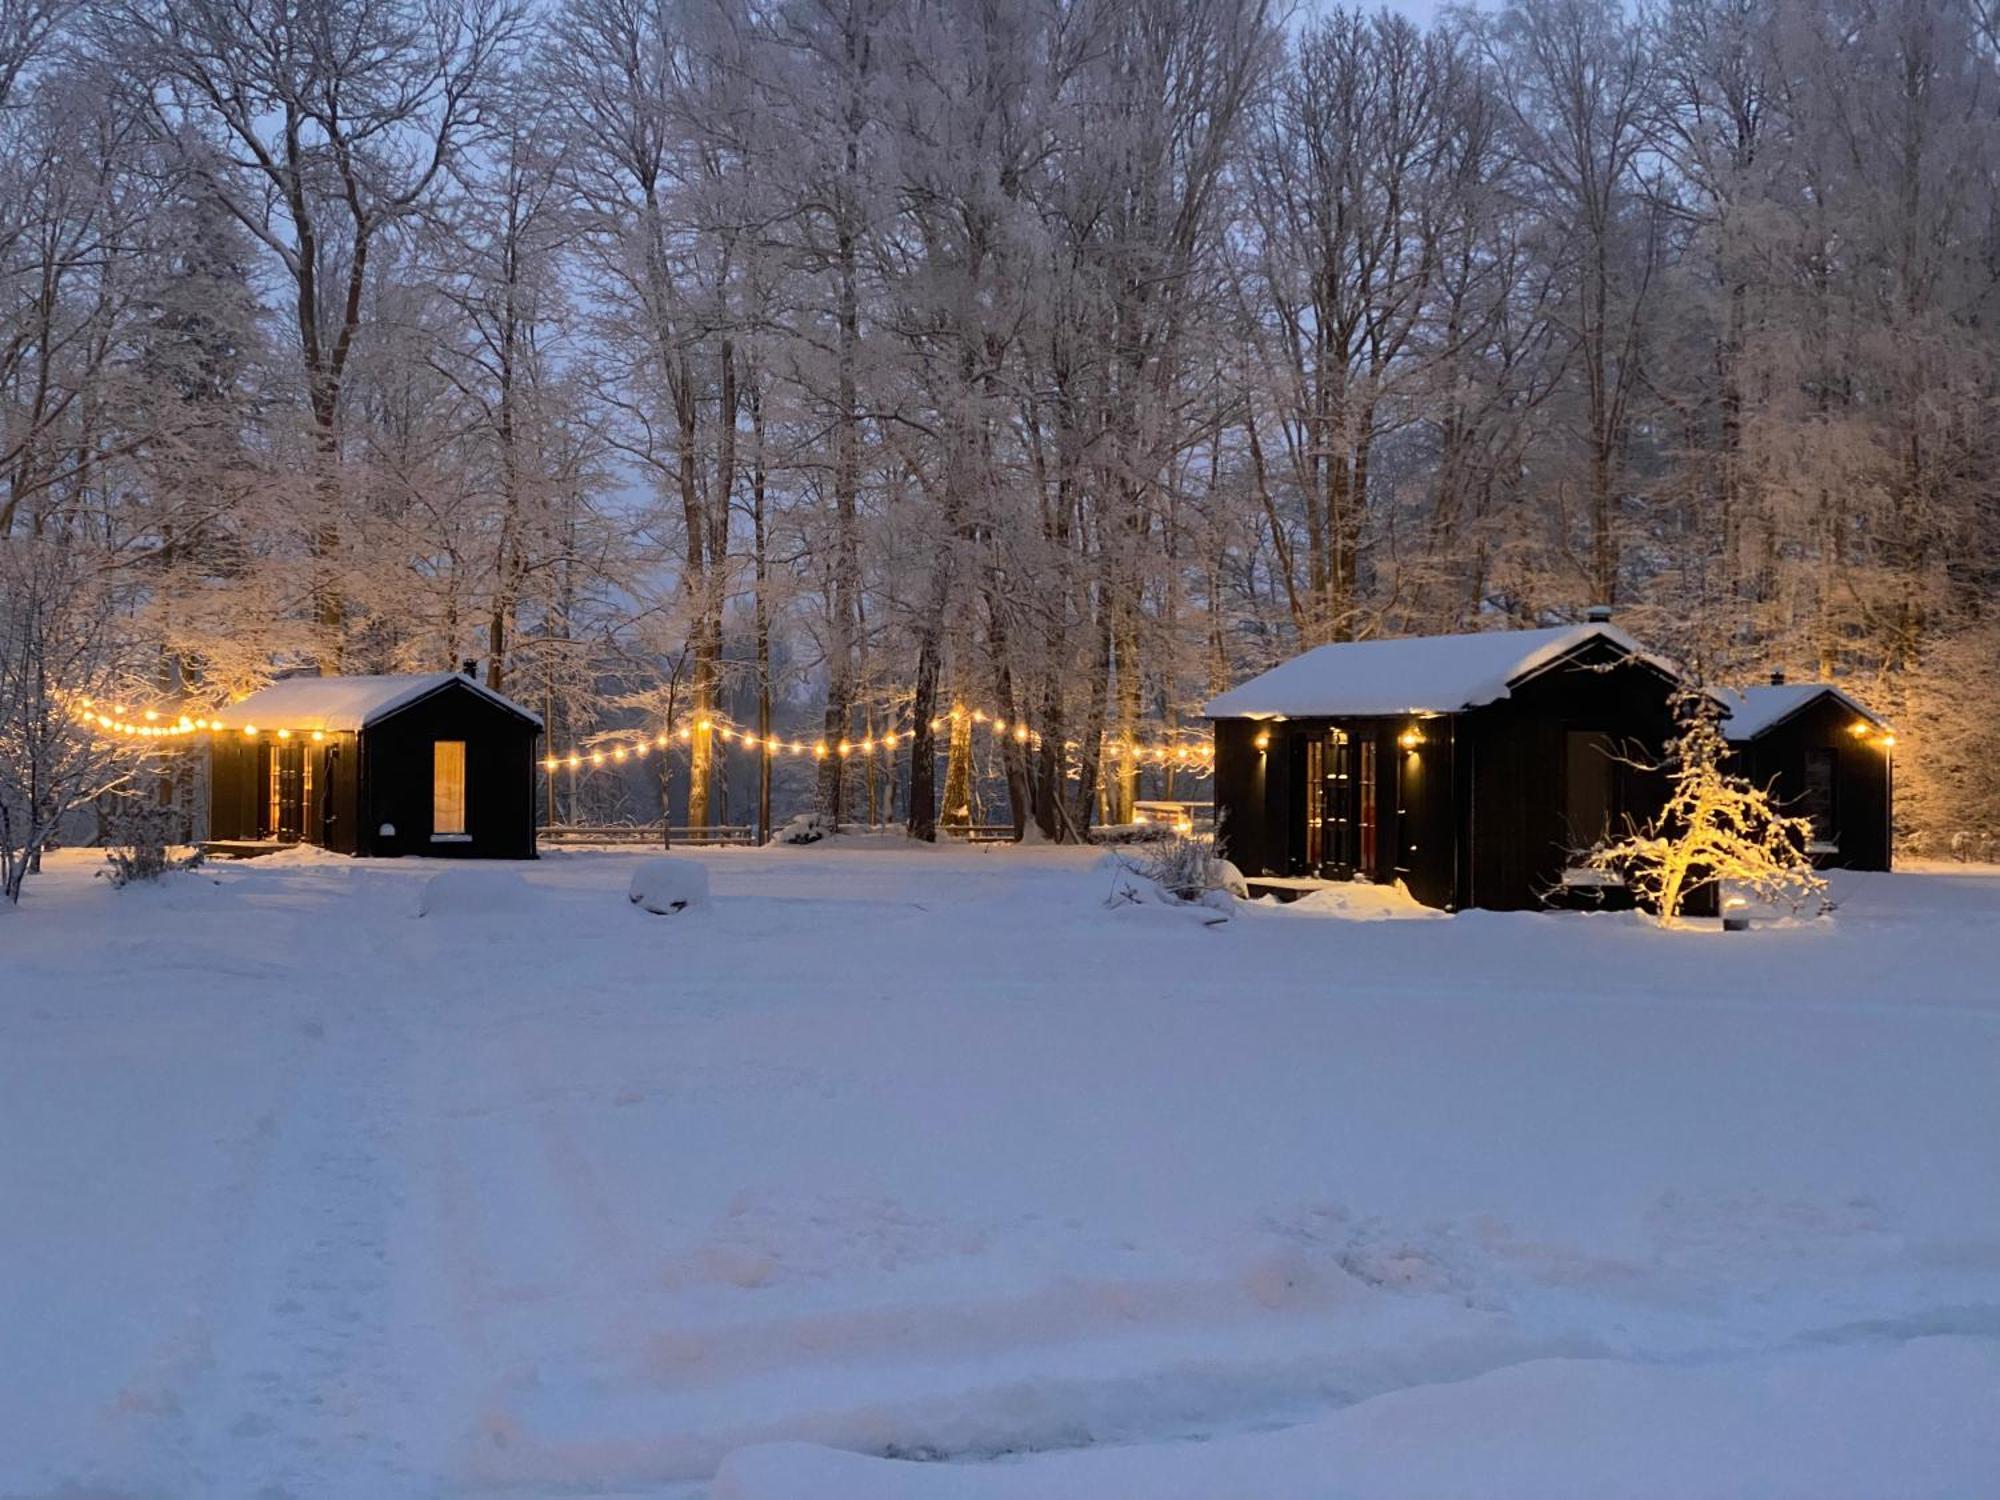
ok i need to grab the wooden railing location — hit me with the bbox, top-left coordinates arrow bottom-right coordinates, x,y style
940,823 -> 1020,844
539,823 -> 757,847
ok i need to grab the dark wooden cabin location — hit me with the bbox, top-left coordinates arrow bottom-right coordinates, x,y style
1721,676 -> 1893,871
207,671 -> 542,858
1206,617 -> 1692,912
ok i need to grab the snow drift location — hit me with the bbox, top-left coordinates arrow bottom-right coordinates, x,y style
628,856 -> 711,914
415,866 -> 537,917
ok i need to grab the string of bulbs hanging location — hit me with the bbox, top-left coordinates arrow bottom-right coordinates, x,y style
68,693 -> 1216,774
536,703 -> 1216,774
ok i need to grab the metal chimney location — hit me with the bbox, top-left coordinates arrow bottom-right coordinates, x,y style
1584,604 -> 1614,623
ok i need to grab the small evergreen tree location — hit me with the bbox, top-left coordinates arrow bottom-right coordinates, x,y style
1586,693 -> 1828,927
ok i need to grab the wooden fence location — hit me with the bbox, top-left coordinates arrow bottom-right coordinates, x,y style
538,823 -> 757,848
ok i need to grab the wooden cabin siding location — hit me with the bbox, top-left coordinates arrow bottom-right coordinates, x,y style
358,683 -> 538,859
1458,644 -> 1680,911
1212,718 -> 1273,876
207,731 -> 361,848
207,734 -> 262,841
1395,718 -> 1457,909
1735,696 -> 1891,871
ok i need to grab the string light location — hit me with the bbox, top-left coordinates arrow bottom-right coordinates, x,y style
532,707 -> 1212,774
70,686 -> 1216,777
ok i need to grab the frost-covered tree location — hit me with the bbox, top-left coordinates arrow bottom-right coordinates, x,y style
0,539 -> 132,904
1584,692 -> 1827,926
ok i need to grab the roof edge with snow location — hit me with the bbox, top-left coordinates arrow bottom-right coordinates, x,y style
1202,624 -> 1687,721
209,672 -> 543,734
1718,683 -> 1888,743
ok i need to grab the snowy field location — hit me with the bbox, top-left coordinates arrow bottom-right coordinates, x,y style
4,842 -> 1998,1498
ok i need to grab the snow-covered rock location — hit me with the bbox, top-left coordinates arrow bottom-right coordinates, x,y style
777,812 -> 832,845
415,867 -> 536,917
628,856 -> 710,914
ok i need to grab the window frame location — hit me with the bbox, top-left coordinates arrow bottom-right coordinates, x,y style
432,739 -> 468,838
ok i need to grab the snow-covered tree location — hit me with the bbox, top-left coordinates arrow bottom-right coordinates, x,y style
1584,692 -> 1827,926
0,540 -> 132,904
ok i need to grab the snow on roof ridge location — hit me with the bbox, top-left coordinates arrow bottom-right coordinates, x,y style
1203,622 -> 1682,720
210,671 -> 542,732
1718,681 -> 1887,742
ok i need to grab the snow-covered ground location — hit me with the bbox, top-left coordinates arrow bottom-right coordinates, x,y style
3,843 -> 1997,1497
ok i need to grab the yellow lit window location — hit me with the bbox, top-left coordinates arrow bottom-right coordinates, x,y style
433,741 -> 467,835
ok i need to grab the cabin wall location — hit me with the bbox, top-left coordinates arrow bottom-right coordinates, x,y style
359,685 -> 539,859
1736,698 -> 1892,871
206,732 -> 360,848
207,735 -> 262,841
1459,648 -> 1680,912
1213,714 -> 1458,907
1212,717 -> 1276,876
317,735 -> 361,854
1394,718 -> 1457,909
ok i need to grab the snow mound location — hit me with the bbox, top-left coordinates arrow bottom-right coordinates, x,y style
710,1336 -> 2000,1500
416,867 -> 537,918
1287,880 -> 1446,920
628,856 -> 711,914
777,812 -> 832,845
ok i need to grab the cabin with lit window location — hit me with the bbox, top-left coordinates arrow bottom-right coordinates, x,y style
1720,675 -> 1893,872
206,670 -> 541,859
1206,615 -> 1693,912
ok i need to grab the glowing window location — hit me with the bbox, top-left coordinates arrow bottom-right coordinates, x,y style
433,741 -> 467,835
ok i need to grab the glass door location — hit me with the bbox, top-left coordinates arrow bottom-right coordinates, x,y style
1306,729 -> 1352,876
267,741 -> 306,843
1357,738 -> 1378,878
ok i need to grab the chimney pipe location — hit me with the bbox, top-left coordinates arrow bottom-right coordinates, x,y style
461,658 -> 478,680
1770,669 -> 1786,686
1584,604 -> 1613,624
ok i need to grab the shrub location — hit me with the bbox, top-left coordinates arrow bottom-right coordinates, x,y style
1125,831 -> 1241,903
99,799 -> 202,888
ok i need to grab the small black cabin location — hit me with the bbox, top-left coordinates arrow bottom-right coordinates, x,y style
208,671 -> 542,858
1721,677 -> 1893,871
1207,619 -> 1690,912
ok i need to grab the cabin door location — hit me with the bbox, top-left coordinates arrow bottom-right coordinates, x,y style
1563,729 -> 1615,854
1303,728 -> 1353,877
1356,739 -> 1379,878
264,740 -> 311,843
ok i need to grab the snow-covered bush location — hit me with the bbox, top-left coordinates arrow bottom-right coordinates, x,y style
1583,693 -> 1827,926
1949,830 -> 1999,865
628,856 -> 710,914
1088,821 -> 1177,846
98,800 -> 202,887
777,812 -> 832,845
1122,832 -> 1242,903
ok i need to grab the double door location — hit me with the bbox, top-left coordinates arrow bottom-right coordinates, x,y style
262,740 -> 316,843
1301,728 -> 1379,879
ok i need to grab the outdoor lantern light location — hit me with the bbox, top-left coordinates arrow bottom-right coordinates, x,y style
1253,731 -> 1271,751
1399,726 -> 1425,751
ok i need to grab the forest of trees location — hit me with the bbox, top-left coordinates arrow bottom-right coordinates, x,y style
4,0 -> 2000,860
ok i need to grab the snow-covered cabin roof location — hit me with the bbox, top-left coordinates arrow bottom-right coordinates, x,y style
209,673 -> 541,733
1718,682 -> 1886,742
1203,624 -> 1683,720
